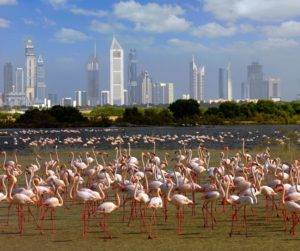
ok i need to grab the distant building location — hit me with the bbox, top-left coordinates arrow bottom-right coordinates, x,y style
100,90 -> 110,106
16,68 -> 24,93
87,43 -> 99,106
182,94 -> 190,100
153,82 -> 174,105
138,70 -> 153,105
110,36 -> 124,105
248,62 -> 268,99
189,56 -> 205,101
241,82 -> 249,100
61,97 -> 72,106
25,39 -> 36,104
75,91 -> 88,107
48,93 -> 58,106
3,62 -> 13,97
5,92 -> 26,107
36,55 -> 46,103
124,89 -> 128,106
128,49 -> 138,105
218,63 -> 232,100
266,78 -> 281,100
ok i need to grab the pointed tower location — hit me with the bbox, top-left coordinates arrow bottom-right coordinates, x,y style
110,36 -> 124,105
189,55 -> 198,100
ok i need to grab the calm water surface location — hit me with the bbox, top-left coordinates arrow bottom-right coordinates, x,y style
0,125 -> 299,151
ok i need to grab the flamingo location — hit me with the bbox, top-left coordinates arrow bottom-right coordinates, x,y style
6,173 -> 43,234
97,191 -> 120,239
40,187 -> 63,232
166,180 -> 193,235
146,187 -> 163,239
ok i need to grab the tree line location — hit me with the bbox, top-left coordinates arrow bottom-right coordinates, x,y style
1,99 -> 300,128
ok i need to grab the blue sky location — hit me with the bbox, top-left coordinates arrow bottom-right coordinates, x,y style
1,0 -> 300,100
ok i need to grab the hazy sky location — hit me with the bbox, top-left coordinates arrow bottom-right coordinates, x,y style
1,0 -> 300,101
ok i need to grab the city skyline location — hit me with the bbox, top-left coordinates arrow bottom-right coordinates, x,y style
1,1 -> 300,101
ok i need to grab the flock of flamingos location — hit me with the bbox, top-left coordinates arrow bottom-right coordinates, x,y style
0,139 -> 299,240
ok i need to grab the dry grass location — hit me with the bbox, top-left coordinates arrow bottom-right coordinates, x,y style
0,145 -> 299,251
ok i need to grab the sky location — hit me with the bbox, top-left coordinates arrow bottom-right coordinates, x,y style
1,0 -> 300,101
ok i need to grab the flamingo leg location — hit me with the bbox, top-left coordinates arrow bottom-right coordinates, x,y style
27,206 -> 43,235
138,202 -> 146,232
243,206 -> 248,237
82,204 -> 86,237
266,195 -> 269,224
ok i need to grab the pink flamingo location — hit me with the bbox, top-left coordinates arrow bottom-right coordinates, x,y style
97,191 -> 120,239
166,180 -> 193,235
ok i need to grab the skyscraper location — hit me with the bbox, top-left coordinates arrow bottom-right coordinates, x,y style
25,39 -> 36,104
189,56 -> 205,102
16,68 -> 24,93
87,43 -> 99,106
218,63 -> 232,100
189,56 -> 198,100
248,61 -> 268,99
3,62 -> 13,96
36,55 -> 46,103
138,70 -> 152,105
197,66 -> 205,101
267,78 -> 281,99
110,36 -> 124,105
128,49 -> 138,105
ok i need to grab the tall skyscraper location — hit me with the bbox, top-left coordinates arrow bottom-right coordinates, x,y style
75,90 -> 88,107
248,61 -> 268,99
25,39 -> 36,104
138,70 -> 152,105
87,43 -> 99,106
36,55 -> 46,103
3,62 -> 13,96
110,36 -> 124,105
189,56 -> 204,102
218,63 -> 232,100
128,49 -> 138,105
16,68 -> 24,93
189,56 -> 198,100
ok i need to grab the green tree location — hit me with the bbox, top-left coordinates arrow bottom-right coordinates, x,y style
168,99 -> 200,120
218,101 -> 240,119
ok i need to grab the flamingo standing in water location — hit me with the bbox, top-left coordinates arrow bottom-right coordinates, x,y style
97,191 -> 120,239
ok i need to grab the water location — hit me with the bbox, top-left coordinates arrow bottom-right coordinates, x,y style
0,125 -> 299,152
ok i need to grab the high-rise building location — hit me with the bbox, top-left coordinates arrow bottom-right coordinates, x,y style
189,56 -> 198,100
75,90 -> 88,107
3,62 -> 13,96
87,43 -> 99,106
110,36 -> 124,105
189,56 -> 204,102
36,55 -> 46,103
153,82 -> 174,105
25,39 -> 36,104
218,63 -> 232,100
248,62 -> 268,99
100,90 -> 110,106
197,66 -> 205,101
128,49 -> 138,105
124,89 -> 128,106
267,78 -> 281,99
16,68 -> 24,93
138,70 -> 152,105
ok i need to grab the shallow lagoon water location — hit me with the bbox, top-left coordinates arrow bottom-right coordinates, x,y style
0,125 -> 299,151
